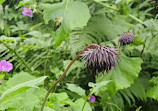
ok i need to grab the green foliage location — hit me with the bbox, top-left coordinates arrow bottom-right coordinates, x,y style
0,72 -> 47,110
69,15 -> 129,56
66,83 -> 86,97
88,80 -> 116,95
99,54 -> 142,90
0,0 -> 158,111
43,0 -> 91,48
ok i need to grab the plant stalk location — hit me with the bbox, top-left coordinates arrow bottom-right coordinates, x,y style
128,14 -> 143,24
94,0 -> 144,24
93,0 -> 119,11
0,40 -> 32,72
40,44 -> 100,111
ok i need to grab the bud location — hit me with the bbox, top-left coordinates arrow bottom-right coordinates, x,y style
81,45 -> 119,75
119,33 -> 134,45
54,17 -> 63,27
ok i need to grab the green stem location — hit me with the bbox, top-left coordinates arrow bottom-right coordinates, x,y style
94,0 -> 144,24
128,14 -> 143,24
82,74 -> 104,111
0,40 -> 32,72
93,0 -> 119,11
0,72 -> 5,80
40,44 -> 100,111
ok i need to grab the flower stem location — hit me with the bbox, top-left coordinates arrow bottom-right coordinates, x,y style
128,14 -> 143,24
93,0 -> 144,24
93,0 -> 119,11
40,44 -> 100,111
0,40 -> 32,72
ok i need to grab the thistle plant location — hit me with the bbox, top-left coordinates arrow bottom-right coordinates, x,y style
40,44 -> 119,111
81,46 -> 119,75
119,33 -> 134,45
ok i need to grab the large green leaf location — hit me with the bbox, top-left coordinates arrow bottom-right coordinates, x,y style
66,83 -> 86,97
43,1 -> 90,48
99,53 -> 142,90
0,88 -> 47,111
110,54 -> 142,90
0,72 -> 47,106
43,1 -> 91,30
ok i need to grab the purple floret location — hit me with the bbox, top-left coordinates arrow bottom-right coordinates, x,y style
0,60 -> 13,72
22,8 -> 33,18
88,95 -> 96,103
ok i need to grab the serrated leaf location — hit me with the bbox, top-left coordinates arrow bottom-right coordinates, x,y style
100,53 -> 142,90
109,53 -> 142,90
66,83 -> 86,96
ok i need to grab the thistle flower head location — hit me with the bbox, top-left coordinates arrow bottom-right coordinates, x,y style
81,44 -> 119,75
22,8 -> 33,18
0,60 -> 13,72
119,33 -> 134,45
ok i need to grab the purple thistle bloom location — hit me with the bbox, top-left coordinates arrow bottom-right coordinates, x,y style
89,95 -> 96,103
81,45 -> 119,75
119,33 -> 134,45
0,60 -> 13,72
22,8 -> 33,18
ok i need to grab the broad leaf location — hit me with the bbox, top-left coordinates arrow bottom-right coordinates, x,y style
0,73 -> 47,104
109,54 -> 142,90
100,53 -> 142,90
43,1 -> 91,30
0,88 -> 47,111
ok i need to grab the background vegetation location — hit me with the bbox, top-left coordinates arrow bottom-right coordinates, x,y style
0,0 -> 158,111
